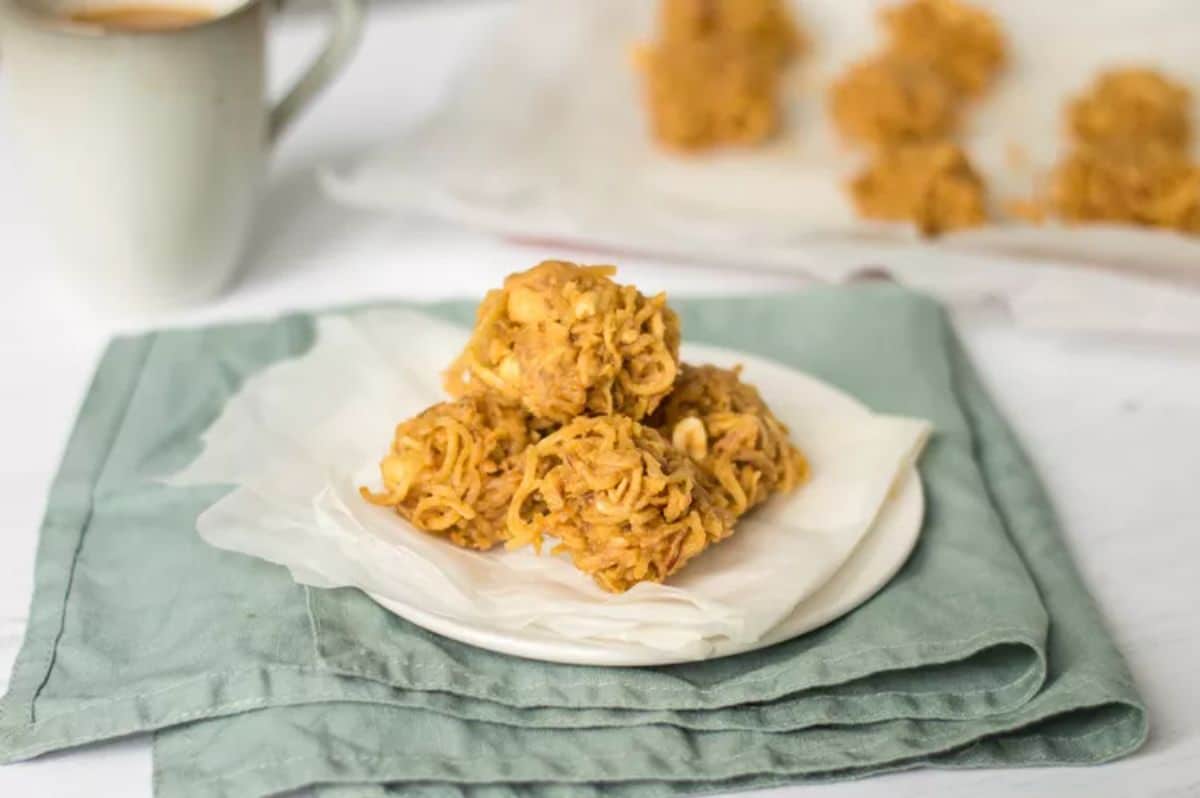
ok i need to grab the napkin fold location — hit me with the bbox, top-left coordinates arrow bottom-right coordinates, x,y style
0,286 -> 1147,798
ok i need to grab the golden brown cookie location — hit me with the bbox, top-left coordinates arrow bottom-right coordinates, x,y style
850,141 -> 988,236
637,0 -> 805,151
830,56 -> 960,149
1068,68 -> 1192,153
446,261 -> 681,424
880,0 -> 1006,97
1050,143 -> 1200,233
360,396 -> 538,551
651,363 -> 808,517
657,0 -> 804,67
506,415 -> 734,593
636,39 -> 784,152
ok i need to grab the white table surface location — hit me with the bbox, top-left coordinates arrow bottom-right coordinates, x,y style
2,2 -> 1199,796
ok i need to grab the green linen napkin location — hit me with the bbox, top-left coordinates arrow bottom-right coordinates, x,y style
0,286 -> 1147,798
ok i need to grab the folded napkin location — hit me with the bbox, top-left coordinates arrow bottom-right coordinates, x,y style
0,286 -> 1147,798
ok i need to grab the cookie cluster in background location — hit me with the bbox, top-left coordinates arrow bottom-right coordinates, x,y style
634,0 -> 806,151
632,0 -> 1199,239
831,0 -> 1005,236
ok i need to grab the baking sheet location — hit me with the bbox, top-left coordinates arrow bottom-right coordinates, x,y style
326,0 -> 1200,335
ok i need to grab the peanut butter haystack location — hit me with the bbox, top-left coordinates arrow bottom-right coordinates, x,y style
360,396 -> 538,551
657,0 -> 803,68
880,0 -> 1006,98
365,262 -> 810,592
830,55 -> 960,150
1040,68 -> 1200,233
652,364 -> 808,517
830,0 -> 1005,235
445,260 -> 681,424
637,39 -> 784,152
1050,143 -> 1200,234
851,141 -> 987,236
1068,68 -> 1192,154
635,0 -> 805,151
506,416 -> 734,593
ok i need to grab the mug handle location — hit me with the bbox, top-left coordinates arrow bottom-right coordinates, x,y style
268,0 -> 366,143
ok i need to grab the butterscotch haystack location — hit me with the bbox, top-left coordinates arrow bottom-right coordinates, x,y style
637,0 -> 805,151
1068,68 -> 1192,153
360,396 -> 537,551
1050,144 -> 1200,233
831,0 -> 1003,234
652,364 -> 809,517
506,415 -> 734,593
637,40 -> 784,152
657,0 -> 804,67
830,56 -> 960,149
851,141 -> 988,236
446,261 -> 681,424
881,0 -> 1006,97
1038,67 -> 1199,233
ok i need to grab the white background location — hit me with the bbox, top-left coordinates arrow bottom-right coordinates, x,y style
1,1 -> 1198,795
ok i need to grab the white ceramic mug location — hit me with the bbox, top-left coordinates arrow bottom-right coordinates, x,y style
0,0 -> 364,310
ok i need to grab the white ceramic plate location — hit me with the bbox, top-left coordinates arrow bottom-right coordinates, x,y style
368,348 -> 925,667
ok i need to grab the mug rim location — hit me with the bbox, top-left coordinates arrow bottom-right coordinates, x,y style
0,0 -> 260,38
